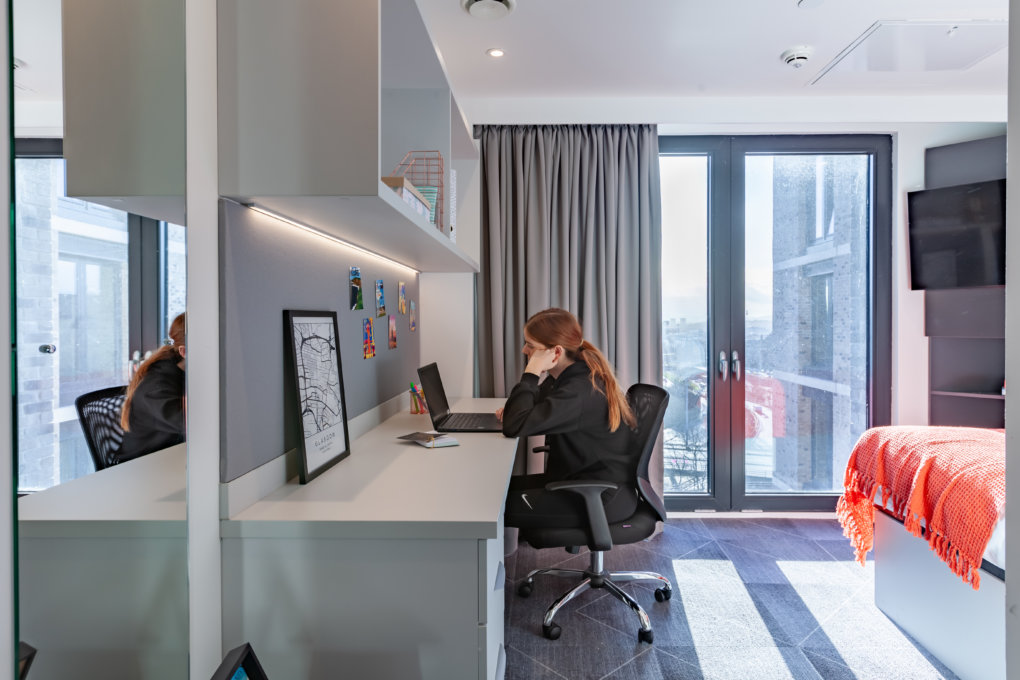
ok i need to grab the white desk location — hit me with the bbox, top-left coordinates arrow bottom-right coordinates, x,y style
221,399 -> 516,680
18,444 -> 188,680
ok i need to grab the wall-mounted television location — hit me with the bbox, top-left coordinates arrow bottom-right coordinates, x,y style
907,178 -> 1006,290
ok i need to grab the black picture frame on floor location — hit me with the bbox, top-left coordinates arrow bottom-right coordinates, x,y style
283,310 -> 351,484
18,642 -> 36,679
209,642 -> 270,680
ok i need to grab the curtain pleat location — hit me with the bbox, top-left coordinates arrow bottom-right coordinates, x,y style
477,124 -> 664,499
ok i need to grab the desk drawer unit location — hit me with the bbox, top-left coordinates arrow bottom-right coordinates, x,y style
478,514 -> 506,679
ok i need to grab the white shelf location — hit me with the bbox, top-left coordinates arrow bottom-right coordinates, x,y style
244,181 -> 478,272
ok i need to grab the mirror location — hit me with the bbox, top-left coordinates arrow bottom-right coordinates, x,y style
12,0 -> 188,677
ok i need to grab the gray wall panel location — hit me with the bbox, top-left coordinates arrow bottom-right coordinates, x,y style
220,200 -> 420,482
924,134 -> 1006,189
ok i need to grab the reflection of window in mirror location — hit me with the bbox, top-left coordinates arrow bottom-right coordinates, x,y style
14,143 -> 187,492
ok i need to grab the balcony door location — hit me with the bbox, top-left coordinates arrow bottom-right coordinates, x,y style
660,135 -> 891,511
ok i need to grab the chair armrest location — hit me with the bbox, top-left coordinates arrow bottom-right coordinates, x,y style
545,480 -> 618,551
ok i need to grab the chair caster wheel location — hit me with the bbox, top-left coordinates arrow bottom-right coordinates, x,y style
517,582 -> 533,598
654,587 -> 672,602
638,628 -> 654,644
543,623 -> 562,640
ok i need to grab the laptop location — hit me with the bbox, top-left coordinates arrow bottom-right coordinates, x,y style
416,362 -> 503,432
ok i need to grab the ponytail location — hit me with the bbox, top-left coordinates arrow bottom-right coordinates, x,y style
121,313 -> 186,431
576,340 -> 635,432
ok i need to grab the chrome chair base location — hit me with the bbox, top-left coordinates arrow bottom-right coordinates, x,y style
518,549 -> 672,643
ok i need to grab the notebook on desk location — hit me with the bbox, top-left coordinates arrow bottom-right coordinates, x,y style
416,362 -> 503,432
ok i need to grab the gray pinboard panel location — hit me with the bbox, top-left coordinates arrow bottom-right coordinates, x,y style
219,199 -> 421,482
924,135 -> 1006,189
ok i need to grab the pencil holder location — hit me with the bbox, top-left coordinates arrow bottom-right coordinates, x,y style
410,389 -> 427,414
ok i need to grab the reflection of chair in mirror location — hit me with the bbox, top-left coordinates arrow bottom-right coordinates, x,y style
74,386 -> 127,471
515,384 -> 673,643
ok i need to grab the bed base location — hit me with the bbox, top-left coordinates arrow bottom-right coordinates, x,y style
874,511 -> 1005,680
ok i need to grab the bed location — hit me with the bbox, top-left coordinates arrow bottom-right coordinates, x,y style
836,426 -> 1006,680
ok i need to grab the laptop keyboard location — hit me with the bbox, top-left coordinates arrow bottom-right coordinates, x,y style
442,412 -> 496,429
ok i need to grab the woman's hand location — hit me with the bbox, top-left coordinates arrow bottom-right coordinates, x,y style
495,406 -> 504,421
525,347 -> 559,376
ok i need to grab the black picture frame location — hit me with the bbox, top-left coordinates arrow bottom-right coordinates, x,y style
283,310 -> 351,483
209,642 -> 270,680
18,642 -> 36,679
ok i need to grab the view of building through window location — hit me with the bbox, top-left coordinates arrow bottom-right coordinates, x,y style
660,151 -> 870,497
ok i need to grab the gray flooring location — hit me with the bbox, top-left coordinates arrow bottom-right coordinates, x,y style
504,517 -> 960,680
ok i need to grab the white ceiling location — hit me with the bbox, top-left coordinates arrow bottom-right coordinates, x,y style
12,0 -> 1010,127
415,0 -> 1008,99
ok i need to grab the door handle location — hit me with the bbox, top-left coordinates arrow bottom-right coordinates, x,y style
731,350 -> 741,382
718,351 -> 729,382
38,344 -> 56,354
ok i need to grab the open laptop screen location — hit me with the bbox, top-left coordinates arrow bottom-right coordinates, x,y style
416,362 -> 451,421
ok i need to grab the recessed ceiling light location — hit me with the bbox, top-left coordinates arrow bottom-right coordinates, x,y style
486,48 -> 505,58
797,0 -> 824,7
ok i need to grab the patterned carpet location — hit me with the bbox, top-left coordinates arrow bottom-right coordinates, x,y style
504,517 -> 959,680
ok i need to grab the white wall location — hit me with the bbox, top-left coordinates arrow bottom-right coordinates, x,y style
1004,1 -> 1019,674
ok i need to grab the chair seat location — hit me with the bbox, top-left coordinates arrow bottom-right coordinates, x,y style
520,502 -> 659,551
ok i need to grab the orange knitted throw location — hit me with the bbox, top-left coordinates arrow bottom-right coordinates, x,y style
836,426 -> 1005,590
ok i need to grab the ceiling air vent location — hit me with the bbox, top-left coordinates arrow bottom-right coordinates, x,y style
462,0 -> 516,20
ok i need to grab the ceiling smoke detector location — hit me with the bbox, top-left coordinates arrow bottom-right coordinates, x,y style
780,46 -> 814,68
462,0 -> 516,20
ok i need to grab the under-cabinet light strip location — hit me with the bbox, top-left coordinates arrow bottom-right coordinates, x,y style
245,203 -> 420,274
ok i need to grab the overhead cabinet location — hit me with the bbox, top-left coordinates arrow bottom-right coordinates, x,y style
62,0 -> 186,225
217,0 -> 478,273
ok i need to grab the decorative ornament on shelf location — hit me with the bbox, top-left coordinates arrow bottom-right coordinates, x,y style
391,151 -> 445,235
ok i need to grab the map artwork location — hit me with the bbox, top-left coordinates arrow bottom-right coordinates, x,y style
290,315 -> 347,474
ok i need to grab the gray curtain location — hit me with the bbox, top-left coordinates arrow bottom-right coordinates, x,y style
476,124 -> 664,496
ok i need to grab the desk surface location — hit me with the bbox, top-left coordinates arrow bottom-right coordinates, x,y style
223,398 -> 517,541
18,443 -> 186,537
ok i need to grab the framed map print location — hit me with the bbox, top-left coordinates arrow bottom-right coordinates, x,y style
283,310 -> 351,483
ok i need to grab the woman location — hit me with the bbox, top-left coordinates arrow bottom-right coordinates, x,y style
498,308 -> 637,529
118,313 -> 186,463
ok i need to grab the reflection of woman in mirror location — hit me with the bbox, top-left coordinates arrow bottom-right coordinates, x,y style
118,313 -> 186,463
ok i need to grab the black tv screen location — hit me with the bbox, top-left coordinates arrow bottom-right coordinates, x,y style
907,178 -> 1006,290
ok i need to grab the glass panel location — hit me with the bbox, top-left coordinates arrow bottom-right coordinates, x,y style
743,154 -> 870,493
15,159 -> 130,492
660,155 -> 710,494
161,221 -> 187,337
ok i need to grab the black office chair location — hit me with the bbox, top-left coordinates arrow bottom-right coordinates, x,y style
516,383 -> 672,644
74,386 -> 128,471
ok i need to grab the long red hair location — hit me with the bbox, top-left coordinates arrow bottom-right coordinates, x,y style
524,308 -> 635,431
121,313 -> 186,431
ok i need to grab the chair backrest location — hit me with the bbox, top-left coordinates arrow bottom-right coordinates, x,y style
627,383 -> 670,524
74,386 -> 128,471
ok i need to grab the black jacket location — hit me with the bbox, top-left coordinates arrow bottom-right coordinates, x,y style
501,361 -> 633,484
118,358 -> 185,463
